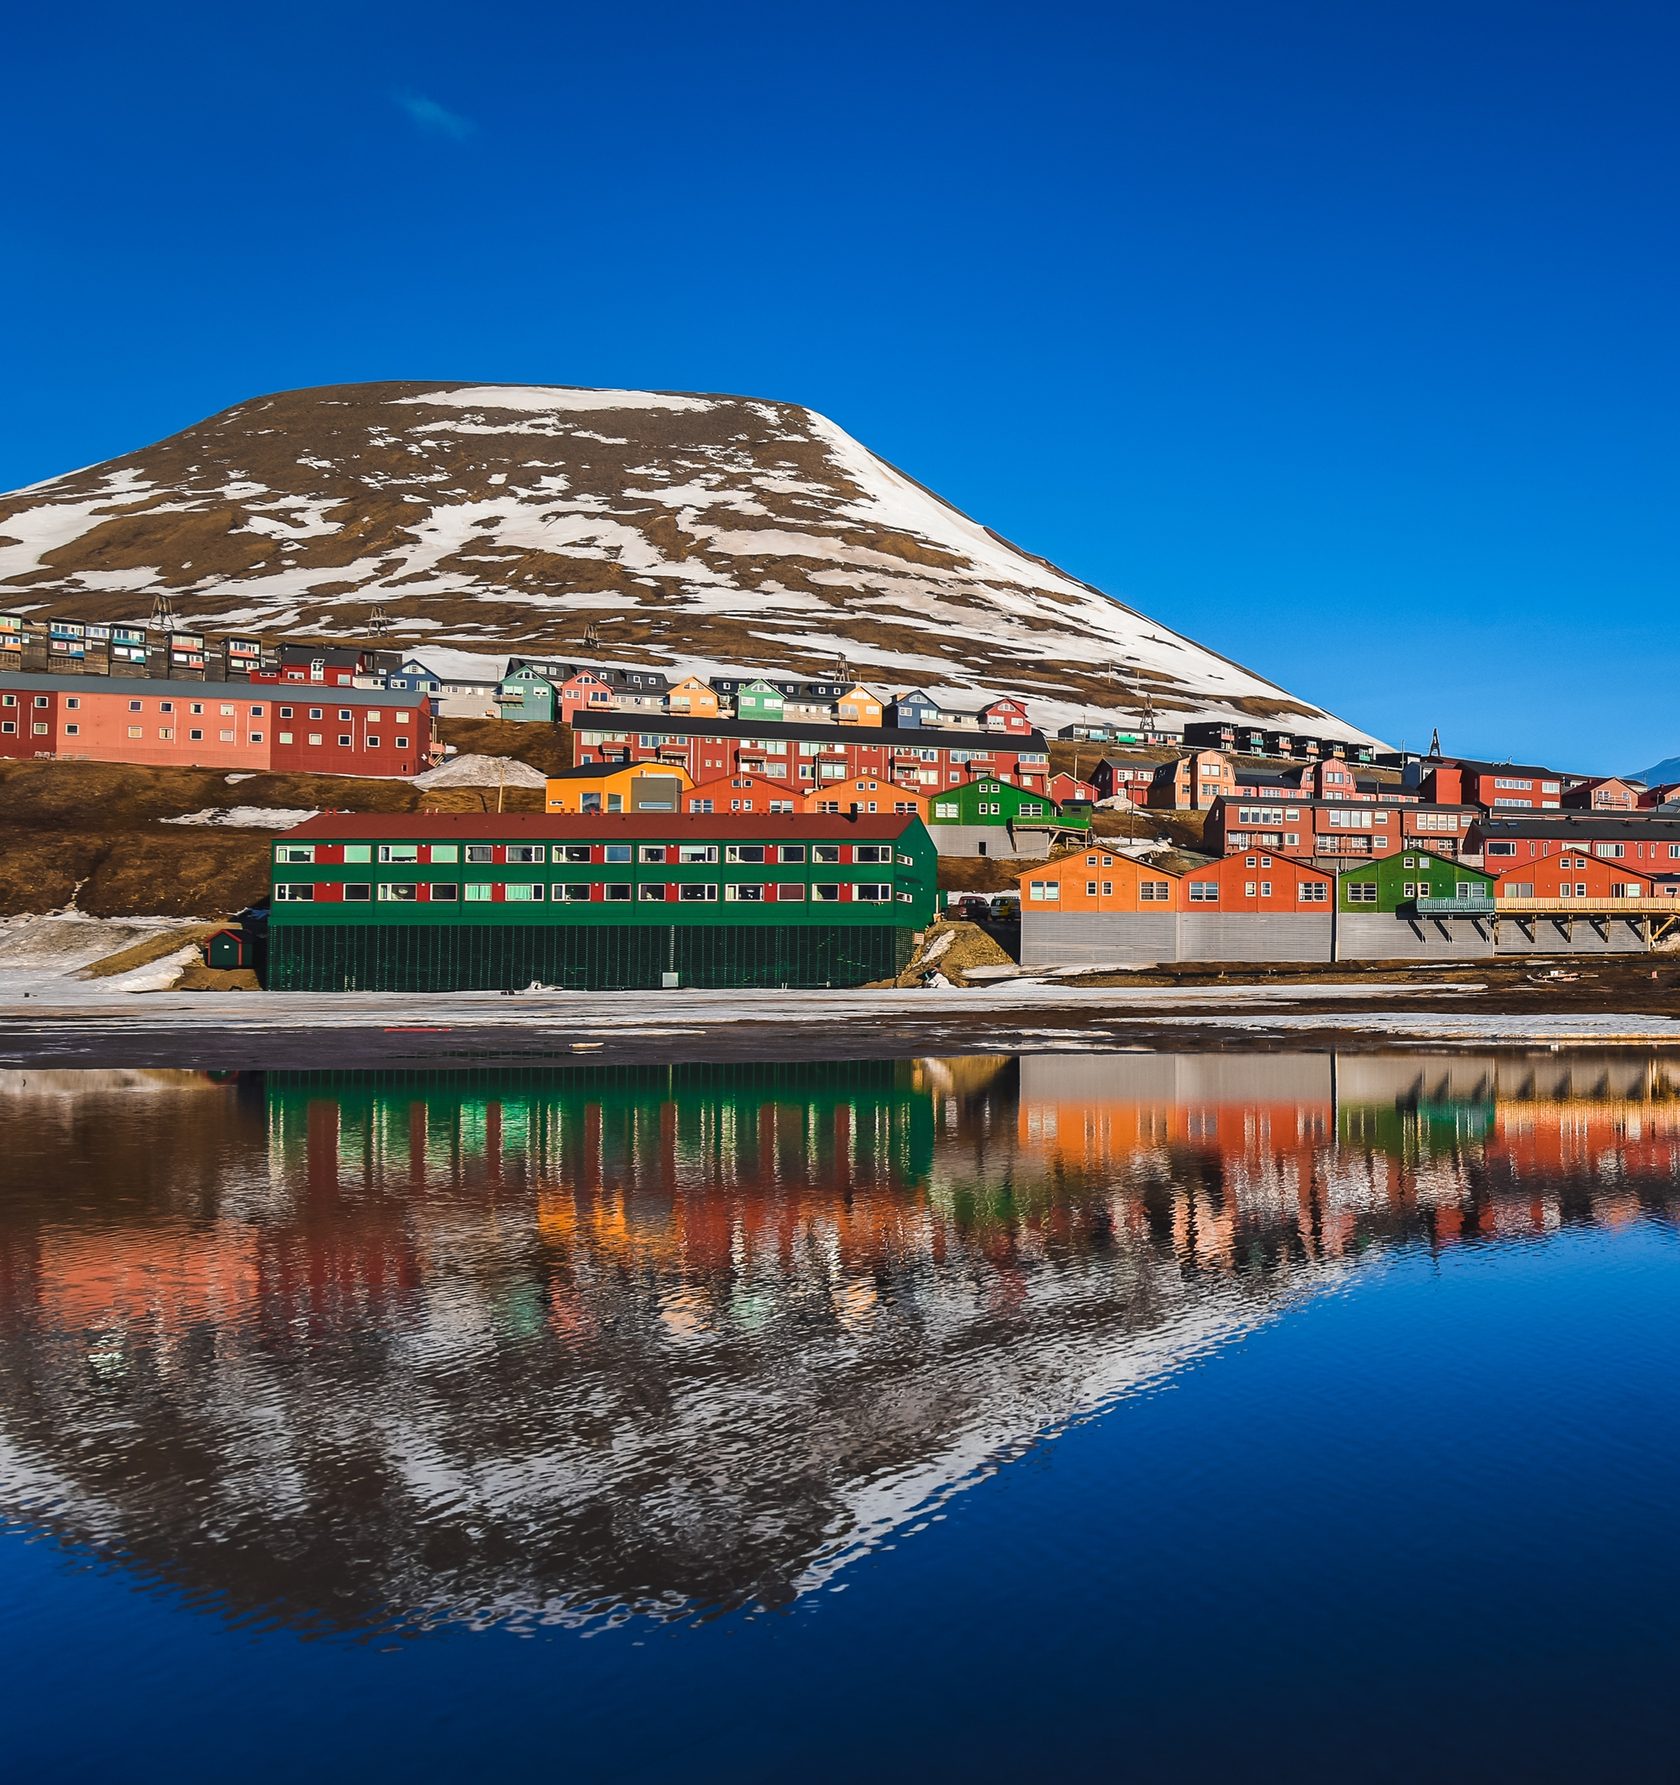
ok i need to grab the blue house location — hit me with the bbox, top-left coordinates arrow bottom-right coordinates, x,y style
890,690 -> 947,730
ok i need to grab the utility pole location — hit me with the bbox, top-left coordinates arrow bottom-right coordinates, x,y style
149,590 -> 177,634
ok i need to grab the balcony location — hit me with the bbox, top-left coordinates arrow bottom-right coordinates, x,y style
1413,894 -> 1495,917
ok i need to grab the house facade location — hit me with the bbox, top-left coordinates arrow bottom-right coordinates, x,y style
544,762 -> 694,814
925,778 -> 1084,859
265,811 -> 938,991
1149,749 -> 1236,811
0,674 -> 429,777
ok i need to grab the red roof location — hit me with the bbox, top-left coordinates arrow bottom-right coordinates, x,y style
279,811 -> 923,842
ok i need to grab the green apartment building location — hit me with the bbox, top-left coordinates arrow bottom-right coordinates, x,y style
267,811 -> 937,992
1336,850 -> 1494,913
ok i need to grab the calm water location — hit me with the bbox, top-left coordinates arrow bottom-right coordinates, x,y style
2,1050 -> 1678,1782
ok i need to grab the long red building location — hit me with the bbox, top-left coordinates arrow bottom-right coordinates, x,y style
571,712 -> 1051,795
0,673 -> 430,777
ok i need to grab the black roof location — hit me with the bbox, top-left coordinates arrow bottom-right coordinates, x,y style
1471,813 -> 1680,840
1428,756 -> 1563,780
574,711 -> 1047,752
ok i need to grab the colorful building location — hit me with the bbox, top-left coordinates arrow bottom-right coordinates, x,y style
1207,795 -> 1476,861
666,676 -> 721,718
496,665 -> 559,723
545,761 -> 694,814
1469,815 -> 1680,886
804,776 -> 929,818
265,811 -> 938,991
926,777 -> 1086,859
1412,756 -> 1565,809
687,772 -> 800,814
558,669 -> 616,725
835,685 -> 885,726
0,673 -> 429,776
571,713 -> 1050,796
1149,749 -> 1236,810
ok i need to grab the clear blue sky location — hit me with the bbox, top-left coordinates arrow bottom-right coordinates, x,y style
4,1 -> 1675,770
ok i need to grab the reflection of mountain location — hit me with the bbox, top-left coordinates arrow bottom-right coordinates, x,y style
1,1051 -> 1677,1635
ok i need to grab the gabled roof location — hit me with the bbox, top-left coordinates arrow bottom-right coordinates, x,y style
1427,756 -> 1563,780
278,812 -> 923,842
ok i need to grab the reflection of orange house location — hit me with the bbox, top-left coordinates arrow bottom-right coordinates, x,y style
1021,849 -> 1181,913
41,1228 -> 260,1334
686,772 -> 799,813
804,775 -> 928,817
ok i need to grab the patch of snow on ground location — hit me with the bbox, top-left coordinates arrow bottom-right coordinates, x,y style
162,806 -> 318,828
412,754 -> 548,789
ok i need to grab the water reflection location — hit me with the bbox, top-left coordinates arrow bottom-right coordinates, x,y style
1,1051 -> 1678,1635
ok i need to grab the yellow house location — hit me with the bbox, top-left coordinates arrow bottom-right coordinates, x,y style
545,761 -> 694,814
666,675 -> 720,718
803,774 -> 928,817
834,683 -> 885,726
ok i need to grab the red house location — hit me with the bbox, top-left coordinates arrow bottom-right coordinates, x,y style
1493,852 -> 1661,902
1418,757 -> 1565,809
558,669 -> 615,725
979,697 -> 1033,735
1563,776 -> 1641,811
1178,851 -> 1335,912
1468,815 -> 1680,885
1208,795 -> 1477,861
1048,771 -> 1096,804
1090,756 -> 1159,806
685,772 -> 800,814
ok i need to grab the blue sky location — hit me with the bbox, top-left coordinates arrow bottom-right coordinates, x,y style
3,1 -> 1675,769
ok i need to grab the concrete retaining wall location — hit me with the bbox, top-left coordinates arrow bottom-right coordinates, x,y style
930,824 -> 1050,859
1335,913 -> 1496,962
1021,911 -> 1178,968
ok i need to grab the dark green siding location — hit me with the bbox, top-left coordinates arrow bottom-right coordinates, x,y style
269,920 -> 915,992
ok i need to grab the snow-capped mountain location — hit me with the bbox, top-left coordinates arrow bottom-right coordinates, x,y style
0,381 -> 1376,739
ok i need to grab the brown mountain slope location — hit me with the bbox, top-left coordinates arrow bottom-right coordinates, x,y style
0,380 -> 1373,739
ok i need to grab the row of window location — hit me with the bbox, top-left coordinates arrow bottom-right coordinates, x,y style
1485,841 -> 1680,860
0,695 -> 410,721
276,841 -> 903,866
275,881 -> 905,904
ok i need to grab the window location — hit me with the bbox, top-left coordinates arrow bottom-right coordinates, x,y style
856,844 -> 891,863
308,708 -> 322,720
250,706 -> 264,718
726,844 -> 767,863
678,882 -> 717,902
554,882 -> 592,902
1348,882 -> 1378,904
1188,882 -> 1219,902
274,883 -> 315,901
726,883 -> 765,901
779,844 -> 806,863
1299,882 -> 1327,902
464,883 -> 492,903
338,709 -> 352,722
1486,841 -> 1516,857
1403,882 -> 1418,899
1245,855 -> 1257,868
186,728 -> 204,741
249,731 -> 265,744
1028,880 -> 1060,901
276,845 -> 315,863
394,711 -> 411,723
219,730 -> 235,743
379,844 -> 419,863
855,883 -> 890,902
504,883 -> 543,901
378,883 -> 418,902
605,883 -> 631,901
160,701 -> 174,714
814,845 -> 841,864
464,845 -> 495,863
605,844 -> 632,863
394,737 -> 409,750
507,844 -> 546,864
1085,881 -> 1098,896
1596,843 -> 1625,858
1140,881 -> 1170,903
343,883 -> 372,902
126,726 -> 143,739
423,883 -> 456,902
1456,882 -> 1480,899
638,845 -> 666,863
813,884 -> 841,902
1245,881 -> 1257,896
308,734 -> 323,747
678,844 -> 717,863
775,883 -> 806,900
278,731 -> 293,745
66,697 -> 79,710
31,722 -> 48,736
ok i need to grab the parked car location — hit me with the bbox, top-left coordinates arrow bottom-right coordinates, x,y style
988,894 -> 1021,921
956,895 -> 991,922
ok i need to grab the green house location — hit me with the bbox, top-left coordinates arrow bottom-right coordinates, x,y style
735,679 -> 787,724
266,811 -> 937,992
496,666 -> 559,724
1337,850 -> 1493,913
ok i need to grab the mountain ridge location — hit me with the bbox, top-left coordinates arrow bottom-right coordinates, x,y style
0,380 -> 1378,741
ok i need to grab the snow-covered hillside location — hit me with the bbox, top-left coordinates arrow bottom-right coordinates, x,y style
0,381 -> 1377,740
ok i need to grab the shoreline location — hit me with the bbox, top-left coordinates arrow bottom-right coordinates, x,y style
4,978 -> 1678,1068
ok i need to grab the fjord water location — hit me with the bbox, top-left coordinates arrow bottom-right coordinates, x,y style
2,1053 -> 1677,1783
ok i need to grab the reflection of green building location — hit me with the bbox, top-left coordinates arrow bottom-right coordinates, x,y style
1339,1096 -> 1494,1160
266,1062 -> 935,1194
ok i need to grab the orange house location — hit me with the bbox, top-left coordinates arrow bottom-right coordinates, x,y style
1020,848 -> 1182,913
1493,853 -> 1662,902
686,771 -> 799,813
545,760 -> 693,813
834,684 -> 885,726
1148,749 -> 1235,811
804,775 -> 928,817
1177,850 -> 1336,912
666,676 -> 721,718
